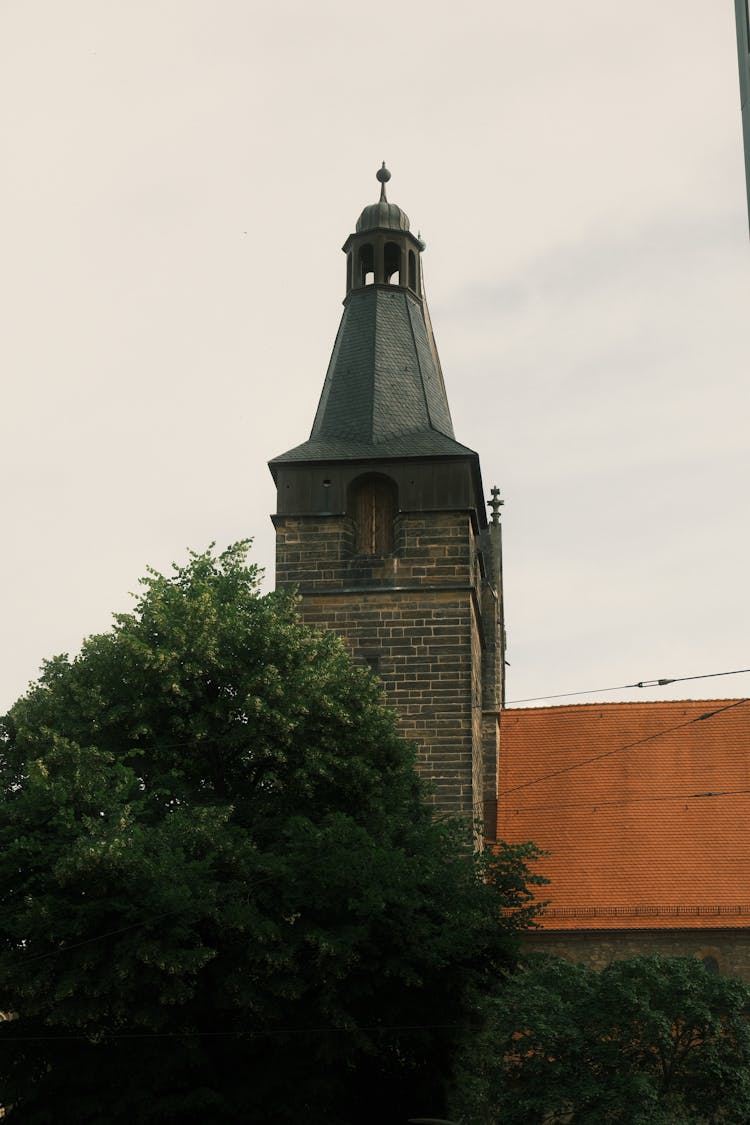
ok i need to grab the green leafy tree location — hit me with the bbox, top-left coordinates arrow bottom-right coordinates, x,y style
0,543 -> 545,1125
451,953 -> 750,1124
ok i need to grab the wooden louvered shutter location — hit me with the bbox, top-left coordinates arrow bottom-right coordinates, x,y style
353,477 -> 395,554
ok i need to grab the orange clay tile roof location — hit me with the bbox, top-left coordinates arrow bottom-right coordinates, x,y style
497,700 -> 750,931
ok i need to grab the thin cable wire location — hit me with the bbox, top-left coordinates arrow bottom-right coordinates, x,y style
497,698 -> 750,799
506,784 -> 750,815
0,1022 -> 465,1043
16,872 -> 280,967
505,666 -> 750,706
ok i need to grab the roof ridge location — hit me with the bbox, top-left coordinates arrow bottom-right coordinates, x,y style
544,904 -> 750,916
502,698 -> 745,715
405,289 -> 433,431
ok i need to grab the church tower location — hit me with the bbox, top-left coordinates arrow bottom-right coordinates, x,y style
270,166 -> 504,831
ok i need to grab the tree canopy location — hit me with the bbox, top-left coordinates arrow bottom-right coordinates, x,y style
451,952 -> 750,1125
0,543 -> 544,1124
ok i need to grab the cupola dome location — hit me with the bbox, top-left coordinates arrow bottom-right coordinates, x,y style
355,163 -> 410,232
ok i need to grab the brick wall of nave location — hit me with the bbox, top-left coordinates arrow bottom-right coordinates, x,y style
522,928 -> 750,981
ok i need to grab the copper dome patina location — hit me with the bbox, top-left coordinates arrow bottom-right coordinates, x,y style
355,163 -> 410,232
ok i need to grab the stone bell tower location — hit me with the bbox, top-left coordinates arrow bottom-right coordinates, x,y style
269,165 -> 504,830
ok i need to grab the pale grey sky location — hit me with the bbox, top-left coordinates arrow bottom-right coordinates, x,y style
2,1 -> 749,713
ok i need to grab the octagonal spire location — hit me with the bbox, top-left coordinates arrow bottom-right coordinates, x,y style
270,166 -> 478,466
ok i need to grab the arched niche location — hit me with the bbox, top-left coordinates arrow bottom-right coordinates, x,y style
384,240 -> 401,285
348,473 -> 398,555
696,946 -> 722,976
358,242 -> 375,286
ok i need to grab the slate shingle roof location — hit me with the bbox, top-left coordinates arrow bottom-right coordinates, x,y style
270,285 -> 477,465
498,700 -> 750,930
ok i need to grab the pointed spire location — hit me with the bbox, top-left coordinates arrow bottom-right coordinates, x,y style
377,161 -> 391,202
270,166 -> 480,466
488,486 -> 505,525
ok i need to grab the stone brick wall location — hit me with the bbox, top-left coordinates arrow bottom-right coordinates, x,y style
482,712 -> 499,838
274,508 -> 492,822
470,591 -> 484,826
522,928 -> 750,982
479,521 -> 503,835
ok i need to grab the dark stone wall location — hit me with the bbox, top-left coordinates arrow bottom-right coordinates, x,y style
274,509 -> 488,822
522,928 -> 750,981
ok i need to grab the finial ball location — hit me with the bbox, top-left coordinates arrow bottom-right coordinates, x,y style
376,162 -> 391,184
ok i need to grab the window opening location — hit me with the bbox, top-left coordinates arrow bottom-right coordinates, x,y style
350,475 -> 397,554
358,243 -> 374,287
384,241 -> 401,285
408,250 -> 417,291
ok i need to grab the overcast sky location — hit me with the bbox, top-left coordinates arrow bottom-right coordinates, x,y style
3,1 -> 749,714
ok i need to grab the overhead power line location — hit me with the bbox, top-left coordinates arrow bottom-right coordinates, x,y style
16,872 -> 281,967
505,666 -> 750,706
508,784 -> 750,816
0,1021 -> 464,1044
497,698 -> 750,799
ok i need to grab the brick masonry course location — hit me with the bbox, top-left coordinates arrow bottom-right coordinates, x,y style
275,510 -> 497,824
